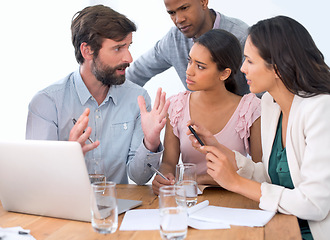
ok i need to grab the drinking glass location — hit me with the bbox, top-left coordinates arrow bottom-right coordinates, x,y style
90,181 -> 118,234
175,163 -> 198,207
159,185 -> 187,240
86,157 -> 106,184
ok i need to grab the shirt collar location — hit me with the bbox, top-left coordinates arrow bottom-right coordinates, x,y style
212,9 -> 221,29
108,85 -> 119,105
73,69 -> 114,106
74,69 -> 92,105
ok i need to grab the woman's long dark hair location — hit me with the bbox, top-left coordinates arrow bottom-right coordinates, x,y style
249,15 -> 330,97
195,29 -> 242,94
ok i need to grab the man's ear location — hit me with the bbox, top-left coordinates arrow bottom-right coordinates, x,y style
220,68 -> 232,81
80,42 -> 94,60
200,0 -> 208,10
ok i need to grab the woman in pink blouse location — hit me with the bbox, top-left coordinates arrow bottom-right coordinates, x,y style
152,29 -> 262,195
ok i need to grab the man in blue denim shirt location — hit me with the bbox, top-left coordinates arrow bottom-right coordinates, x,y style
26,5 -> 169,185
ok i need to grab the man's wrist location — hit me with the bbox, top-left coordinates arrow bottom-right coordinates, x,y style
143,138 -> 160,153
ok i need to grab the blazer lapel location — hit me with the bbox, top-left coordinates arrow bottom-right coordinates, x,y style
285,95 -> 302,185
261,94 -> 281,172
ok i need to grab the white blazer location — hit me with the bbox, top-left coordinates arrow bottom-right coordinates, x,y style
235,92 -> 330,240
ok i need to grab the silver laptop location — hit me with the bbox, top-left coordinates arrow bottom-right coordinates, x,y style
0,140 -> 141,222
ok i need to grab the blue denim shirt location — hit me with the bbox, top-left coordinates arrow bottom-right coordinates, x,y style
26,69 -> 162,184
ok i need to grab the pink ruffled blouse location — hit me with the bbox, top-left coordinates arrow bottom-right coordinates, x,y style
168,91 -> 261,175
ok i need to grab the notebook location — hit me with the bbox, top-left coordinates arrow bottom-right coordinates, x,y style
0,140 -> 142,222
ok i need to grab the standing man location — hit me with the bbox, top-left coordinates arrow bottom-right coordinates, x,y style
26,5 -> 169,185
126,0 -> 250,96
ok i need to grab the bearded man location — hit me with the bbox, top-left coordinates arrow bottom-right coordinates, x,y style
26,5 -> 169,185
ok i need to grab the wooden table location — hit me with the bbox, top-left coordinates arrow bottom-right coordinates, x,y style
0,184 -> 301,240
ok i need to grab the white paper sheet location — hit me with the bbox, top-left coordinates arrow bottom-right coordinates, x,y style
187,200 -> 209,215
119,209 -> 160,231
119,200 -> 275,231
119,209 -> 230,231
0,227 -> 36,240
187,218 -> 230,230
189,203 -> 275,227
119,204 -> 230,231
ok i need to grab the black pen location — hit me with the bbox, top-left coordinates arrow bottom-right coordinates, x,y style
188,125 -> 205,146
147,163 -> 169,180
72,118 -> 94,143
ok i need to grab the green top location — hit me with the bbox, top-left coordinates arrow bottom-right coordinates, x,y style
268,114 -> 313,240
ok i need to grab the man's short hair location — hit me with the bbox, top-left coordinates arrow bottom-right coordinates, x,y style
71,4 -> 137,64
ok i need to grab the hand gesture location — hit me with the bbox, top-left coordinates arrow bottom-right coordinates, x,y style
69,108 -> 100,155
138,88 -> 170,152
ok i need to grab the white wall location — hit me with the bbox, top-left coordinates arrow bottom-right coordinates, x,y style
0,0 -> 329,141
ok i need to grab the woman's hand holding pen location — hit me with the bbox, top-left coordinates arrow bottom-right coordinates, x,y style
203,145 -> 239,191
69,108 -> 100,155
152,172 -> 175,195
187,121 -> 235,162
202,144 -> 261,202
186,120 -> 221,152
186,120 -> 239,189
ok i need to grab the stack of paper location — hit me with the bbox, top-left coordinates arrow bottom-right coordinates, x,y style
119,200 -> 275,231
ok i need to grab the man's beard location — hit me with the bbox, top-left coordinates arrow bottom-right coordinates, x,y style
91,57 -> 129,87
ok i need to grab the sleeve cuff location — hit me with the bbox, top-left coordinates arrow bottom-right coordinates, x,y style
138,141 -> 163,167
259,182 -> 284,212
128,142 -> 163,185
142,138 -> 164,154
234,150 -> 255,179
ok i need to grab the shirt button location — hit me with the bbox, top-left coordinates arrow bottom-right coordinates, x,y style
123,123 -> 128,130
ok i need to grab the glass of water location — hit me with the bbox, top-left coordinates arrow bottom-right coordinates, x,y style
159,185 -> 187,240
89,173 -> 106,184
175,163 -> 198,207
90,181 -> 118,234
86,157 -> 106,184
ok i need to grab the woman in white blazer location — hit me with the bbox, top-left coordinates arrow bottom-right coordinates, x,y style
188,16 -> 330,240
